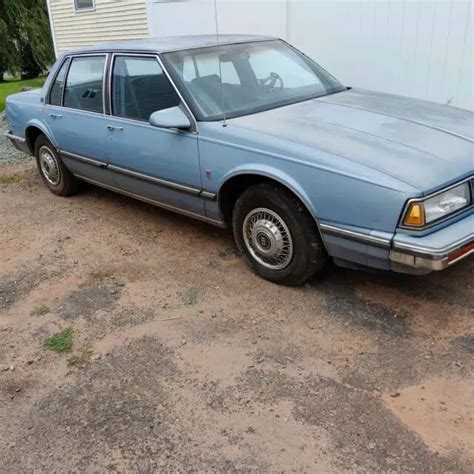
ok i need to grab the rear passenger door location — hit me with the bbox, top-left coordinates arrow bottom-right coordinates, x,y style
44,54 -> 114,186
105,54 -> 204,216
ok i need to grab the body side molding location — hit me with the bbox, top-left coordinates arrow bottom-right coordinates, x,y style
319,223 -> 392,249
60,149 -> 217,200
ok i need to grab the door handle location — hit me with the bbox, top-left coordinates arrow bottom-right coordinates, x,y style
107,125 -> 124,131
49,113 -> 63,119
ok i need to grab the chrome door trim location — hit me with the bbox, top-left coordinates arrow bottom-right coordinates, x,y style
46,104 -> 108,118
102,52 -> 112,114
107,163 -> 217,200
156,53 -> 198,133
102,113 -> 195,136
200,190 -> 217,201
108,52 -> 198,133
46,55 -> 70,105
107,164 -> 201,196
59,149 -> 217,200
60,149 -> 107,168
74,174 -> 225,227
319,223 -> 392,249
48,53 -> 109,113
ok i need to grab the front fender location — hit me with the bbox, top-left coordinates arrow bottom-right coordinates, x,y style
219,164 -> 320,221
198,123 -> 412,233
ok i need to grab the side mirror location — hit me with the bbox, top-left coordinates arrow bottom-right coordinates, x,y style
149,106 -> 191,130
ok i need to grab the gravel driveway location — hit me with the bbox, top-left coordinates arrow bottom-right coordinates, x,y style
0,113 -> 27,164
0,123 -> 473,472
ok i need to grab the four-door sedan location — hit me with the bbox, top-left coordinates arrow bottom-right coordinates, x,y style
5,35 -> 473,285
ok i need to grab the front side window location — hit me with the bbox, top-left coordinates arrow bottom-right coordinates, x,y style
74,0 -> 95,11
64,55 -> 105,113
49,58 -> 70,106
164,39 -> 345,120
111,55 -> 180,122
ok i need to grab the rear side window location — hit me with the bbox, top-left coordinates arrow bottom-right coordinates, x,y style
111,55 -> 180,122
49,58 -> 70,106
64,55 -> 106,113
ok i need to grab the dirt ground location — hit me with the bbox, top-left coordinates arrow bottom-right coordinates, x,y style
0,137 -> 473,471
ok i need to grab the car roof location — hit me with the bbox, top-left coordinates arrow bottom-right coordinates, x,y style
69,34 -> 277,55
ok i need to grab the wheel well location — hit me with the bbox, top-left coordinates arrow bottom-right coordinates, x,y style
219,174 -> 313,227
25,127 -> 45,155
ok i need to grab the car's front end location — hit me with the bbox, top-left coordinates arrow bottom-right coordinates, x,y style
207,85 -> 473,277
306,87 -> 474,274
390,177 -> 473,274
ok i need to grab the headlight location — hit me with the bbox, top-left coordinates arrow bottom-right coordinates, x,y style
403,182 -> 471,227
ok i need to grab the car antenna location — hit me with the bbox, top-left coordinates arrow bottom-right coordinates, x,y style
213,0 -> 227,127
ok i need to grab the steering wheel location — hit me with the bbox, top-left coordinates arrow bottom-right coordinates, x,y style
260,72 -> 284,92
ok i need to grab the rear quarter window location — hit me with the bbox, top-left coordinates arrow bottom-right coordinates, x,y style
49,58 -> 70,106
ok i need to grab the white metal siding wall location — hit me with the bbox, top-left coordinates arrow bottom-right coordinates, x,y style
288,1 -> 473,111
146,0 -> 473,111
50,0 -> 149,54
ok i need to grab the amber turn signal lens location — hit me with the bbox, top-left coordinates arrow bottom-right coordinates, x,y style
404,203 -> 425,226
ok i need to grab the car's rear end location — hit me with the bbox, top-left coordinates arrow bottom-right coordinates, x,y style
5,88 -> 45,155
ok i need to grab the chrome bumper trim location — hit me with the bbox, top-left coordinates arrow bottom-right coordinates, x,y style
391,234 -> 473,260
390,238 -> 473,271
390,247 -> 473,271
319,222 -> 473,272
4,132 -> 26,143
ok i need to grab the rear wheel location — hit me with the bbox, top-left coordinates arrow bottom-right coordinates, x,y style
232,183 -> 327,286
35,135 -> 79,196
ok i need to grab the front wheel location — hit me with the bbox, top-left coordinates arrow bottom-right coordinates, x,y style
232,183 -> 327,286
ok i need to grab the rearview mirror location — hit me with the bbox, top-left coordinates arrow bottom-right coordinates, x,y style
149,106 -> 191,130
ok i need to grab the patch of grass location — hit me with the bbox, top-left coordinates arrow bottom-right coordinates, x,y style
0,77 -> 46,112
68,347 -> 93,368
30,304 -> 50,317
0,174 -> 22,184
43,328 -> 74,353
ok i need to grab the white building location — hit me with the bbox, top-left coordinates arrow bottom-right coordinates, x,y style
46,0 -> 473,110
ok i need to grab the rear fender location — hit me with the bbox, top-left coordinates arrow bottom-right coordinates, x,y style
25,119 -> 58,152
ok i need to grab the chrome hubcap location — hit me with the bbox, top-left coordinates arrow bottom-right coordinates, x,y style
39,146 -> 60,186
243,208 -> 293,270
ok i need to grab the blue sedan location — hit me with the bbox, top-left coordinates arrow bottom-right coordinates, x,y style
5,35 -> 473,285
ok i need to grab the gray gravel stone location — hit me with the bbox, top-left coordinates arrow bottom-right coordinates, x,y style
0,111 -> 32,164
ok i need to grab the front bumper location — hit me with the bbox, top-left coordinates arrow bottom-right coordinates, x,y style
390,212 -> 473,272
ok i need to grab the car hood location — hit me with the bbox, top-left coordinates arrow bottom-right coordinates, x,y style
228,88 -> 474,194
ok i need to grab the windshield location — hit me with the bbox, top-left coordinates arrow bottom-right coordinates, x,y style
163,39 -> 345,121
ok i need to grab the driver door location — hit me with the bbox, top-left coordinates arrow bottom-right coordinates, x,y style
105,54 -> 204,216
